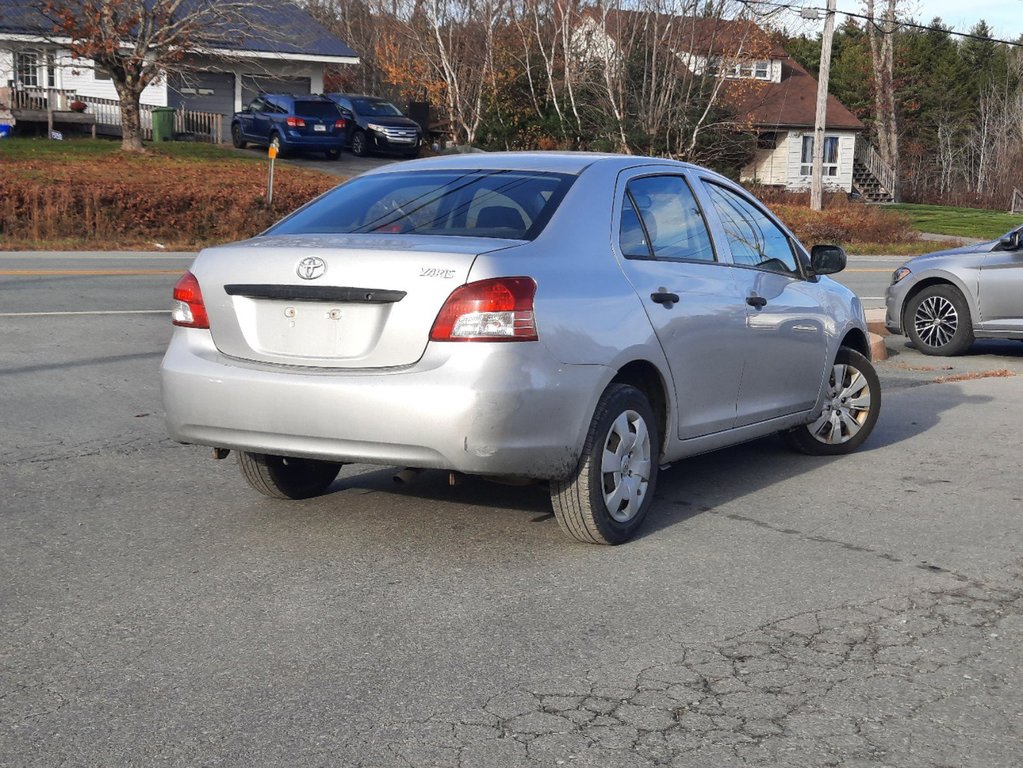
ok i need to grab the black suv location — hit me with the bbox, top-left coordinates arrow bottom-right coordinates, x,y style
325,94 -> 422,158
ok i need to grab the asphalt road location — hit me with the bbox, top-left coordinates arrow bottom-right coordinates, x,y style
2,252 -> 1021,767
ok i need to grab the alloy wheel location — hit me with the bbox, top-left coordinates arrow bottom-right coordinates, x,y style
913,294 -> 959,349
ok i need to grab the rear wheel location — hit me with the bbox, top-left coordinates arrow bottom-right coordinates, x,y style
351,130 -> 369,157
905,284 -> 974,356
231,123 -> 246,149
325,147 -> 342,160
784,347 -> 880,456
238,452 -> 342,499
550,384 -> 659,545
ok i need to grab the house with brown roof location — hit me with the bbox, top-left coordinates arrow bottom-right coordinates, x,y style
573,12 -> 894,201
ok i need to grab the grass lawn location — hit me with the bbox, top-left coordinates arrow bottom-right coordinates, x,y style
0,135 -> 263,163
884,203 -> 1022,241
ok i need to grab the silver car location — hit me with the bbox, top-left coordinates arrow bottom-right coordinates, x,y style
885,224 -> 1023,355
161,152 -> 880,545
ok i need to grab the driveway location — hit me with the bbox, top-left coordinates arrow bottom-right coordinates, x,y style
229,144 -> 404,178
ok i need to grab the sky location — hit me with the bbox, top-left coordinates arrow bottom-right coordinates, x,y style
834,0 -> 1023,42
770,1 -> 1023,43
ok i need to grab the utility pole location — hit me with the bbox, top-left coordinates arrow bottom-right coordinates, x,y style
810,0 -> 837,211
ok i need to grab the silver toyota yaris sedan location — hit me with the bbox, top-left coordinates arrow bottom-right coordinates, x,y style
161,152 -> 880,544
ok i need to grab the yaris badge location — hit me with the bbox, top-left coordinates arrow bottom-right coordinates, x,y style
297,256 -> 326,280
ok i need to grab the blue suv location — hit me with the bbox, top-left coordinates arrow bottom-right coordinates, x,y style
231,94 -> 346,160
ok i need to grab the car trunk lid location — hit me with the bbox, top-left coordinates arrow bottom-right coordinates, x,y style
193,235 -> 515,368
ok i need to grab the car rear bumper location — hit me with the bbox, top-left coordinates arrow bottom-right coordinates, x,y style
160,329 -> 607,479
281,131 -> 344,149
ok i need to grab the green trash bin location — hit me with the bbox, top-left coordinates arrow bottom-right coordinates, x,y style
151,107 -> 176,142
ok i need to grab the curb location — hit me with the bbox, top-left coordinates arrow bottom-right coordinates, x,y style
865,308 -> 888,362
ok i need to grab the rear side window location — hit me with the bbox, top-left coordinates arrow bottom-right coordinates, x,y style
294,100 -> 341,119
705,183 -> 800,275
620,175 -> 715,262
268,170 -> 576,240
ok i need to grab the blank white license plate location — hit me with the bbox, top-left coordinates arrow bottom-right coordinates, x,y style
314,124 -> 327,132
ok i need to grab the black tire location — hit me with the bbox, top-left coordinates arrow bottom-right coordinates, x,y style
325,147 -> 342,160
237,452 -> 342,500
351,130 -> 369,157
550,384 -> 659,545
784,347 -> 880,456
231,123 -> 246,149
904,284 -> 974,356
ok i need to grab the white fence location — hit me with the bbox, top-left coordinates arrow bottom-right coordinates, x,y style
3,86 -> 222,144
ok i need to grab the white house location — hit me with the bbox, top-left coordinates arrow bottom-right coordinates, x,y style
572,11 -> 893,200
0,0 -> 359,142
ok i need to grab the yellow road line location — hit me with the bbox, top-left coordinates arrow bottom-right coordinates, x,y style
0,269 -> 182,276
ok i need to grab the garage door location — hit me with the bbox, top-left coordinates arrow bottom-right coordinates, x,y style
167,71 -> 236,143
241,75 -> 312,106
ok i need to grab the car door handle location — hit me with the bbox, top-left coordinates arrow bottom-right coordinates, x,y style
746,295 -> 768,309
651,291 -> 680,307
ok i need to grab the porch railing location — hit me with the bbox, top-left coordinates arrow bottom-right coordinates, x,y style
5,85 -> 78,111
2,86 -> 223,144
854,141 -> 897,201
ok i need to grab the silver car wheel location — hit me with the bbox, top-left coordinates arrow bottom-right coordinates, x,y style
784,348 -> 880,456
914,294 -> 959,349
807,361 -> 872,445
601,409 -> 652,523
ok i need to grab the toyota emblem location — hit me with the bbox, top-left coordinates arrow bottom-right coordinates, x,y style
296,256 -> 326,280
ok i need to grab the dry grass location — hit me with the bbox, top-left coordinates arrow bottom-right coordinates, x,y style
0,139 -> 339,250
752,189 -> 918,247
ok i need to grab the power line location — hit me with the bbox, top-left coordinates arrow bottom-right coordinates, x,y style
738,0 -> 1023,47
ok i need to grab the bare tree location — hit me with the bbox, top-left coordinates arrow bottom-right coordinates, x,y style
39,0 -> 278,151
865,0 -> 899,196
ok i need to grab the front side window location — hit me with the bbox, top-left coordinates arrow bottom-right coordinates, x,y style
800,135 -> 839,177
705,183 -> 800,275
619,175 -> 716,262
268,170 -> 575,240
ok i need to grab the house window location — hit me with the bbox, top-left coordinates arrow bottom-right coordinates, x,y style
94,67 -> 112,81
15,51 -> 39,87
800,135 -> 839,176
720,59 -> 772,80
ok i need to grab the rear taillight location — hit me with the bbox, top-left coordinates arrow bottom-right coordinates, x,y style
429,277 -> 538,342
334,118 -> 346,129
171,271 -> 209,329
286,116 -> 306,128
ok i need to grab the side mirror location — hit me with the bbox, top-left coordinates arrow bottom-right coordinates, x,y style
998,230 -> 1021,251
810,244 -> 847,275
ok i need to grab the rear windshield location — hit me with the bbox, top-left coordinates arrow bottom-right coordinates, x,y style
294,101 -> 341,119
267,170 -> 576,240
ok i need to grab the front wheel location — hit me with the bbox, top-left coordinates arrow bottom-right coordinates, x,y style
550,384 -> 659,545
905,284 -> 974,356
238,452 -> 342,499
325,147 -> 342,160
231,123 -> 246,149
784,347 -> 880,456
